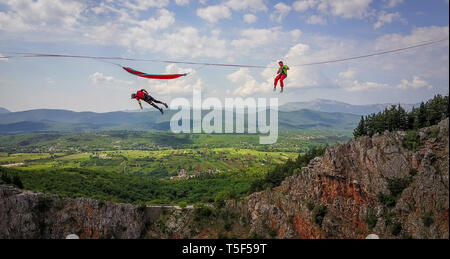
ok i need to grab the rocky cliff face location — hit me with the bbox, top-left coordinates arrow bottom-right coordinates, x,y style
1,119 -> 448,239
248,119 -> 449,239
0,186 -> 251,239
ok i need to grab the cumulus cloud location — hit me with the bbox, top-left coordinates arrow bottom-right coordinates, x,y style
293,0 -> 317,12
154,27 -> 230,58
339,68 -> 356,80
123,0 -> 170,11
374,11 -> 406,29
344,80 -> 389,92
321,0 -> 374,19
227,68 -> 269,96
337,68 -> 389,92
141,64 -> 204,97
224,0 -> 268,12
134,9 -> 175,30
197,5 -> 231,23
0,0 -> 85,32
0,54 -> 8,62
90,72 -> 133,86
270,2 -> 292,23
397,76 -> 432,90
46,77 -> 55,85
175,0 -> 190,6
384,0 -> 404,8
307,15 -> 327,25
374,26 -> 449,50
231,27 -> 301,50
292,0 -> 374,19
243,14 -> 257,24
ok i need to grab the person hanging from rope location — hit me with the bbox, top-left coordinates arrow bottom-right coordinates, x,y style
274,61 -> 289,93
131,89 -> 168,114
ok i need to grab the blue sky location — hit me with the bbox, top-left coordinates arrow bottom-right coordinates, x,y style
0,0 -> 449,112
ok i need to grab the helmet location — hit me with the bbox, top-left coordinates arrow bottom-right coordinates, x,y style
131,93 -> 136,99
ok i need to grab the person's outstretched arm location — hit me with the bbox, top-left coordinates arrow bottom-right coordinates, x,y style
138,99 -> 143,109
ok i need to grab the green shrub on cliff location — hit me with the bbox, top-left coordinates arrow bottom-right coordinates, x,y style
366,211 -> 378,230
312,204 -> 327,226
250,146 -> 327,193
422,211 -> 434,227
403,130 -> 420,151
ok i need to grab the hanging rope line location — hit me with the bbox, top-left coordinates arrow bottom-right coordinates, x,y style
291,38 -> 449,67
1,38 -> 448,69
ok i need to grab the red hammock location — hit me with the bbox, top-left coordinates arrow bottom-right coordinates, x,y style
122,66 -> 187,79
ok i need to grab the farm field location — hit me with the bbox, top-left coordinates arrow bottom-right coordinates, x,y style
0,129 -> 349,204
1,148 -> 298,179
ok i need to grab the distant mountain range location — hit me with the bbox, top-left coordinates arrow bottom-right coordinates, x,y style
279,99 -> 419,115
0,107 -> 10,114
0,98 -> 422,134
0,108 -> 360,134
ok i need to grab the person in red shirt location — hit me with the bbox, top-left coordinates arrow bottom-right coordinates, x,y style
131,89 -> 168,114
274,61 -> 289,93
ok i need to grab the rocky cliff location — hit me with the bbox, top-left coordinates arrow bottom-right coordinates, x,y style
0,186 -> 251,239
0,119 -> 448,239
248,118 -> 449,239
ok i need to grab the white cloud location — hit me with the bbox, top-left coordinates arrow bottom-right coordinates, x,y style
123,0 -> 170,11
46,77 -> 55,85
375,26 -> 450,50
293,0 -> 375,19
0,0 -> 85,32
270,2 -> 292,23
141,64 -> 204,96
231,27 -> 301,50
228,68 -> 269,96
243,14 -> 257,24
293,0 -> 317,12
0,54 -> 8,62
197,5 -> 232,23
315,0 -> 374,19
397,76 -> 432,90
175,0 -> 190,6
337,68 -> 389,92
344,80 -> 389,92
339,68 -> 356,80
225,0 -> 268,12
134,9 -> 175,30
307,15 -> 327,25
384,0 -> 404,8
154,27 -> 230,58
90,72 -> 133,86
374,11 -> 405,29
83,8 -> 176,51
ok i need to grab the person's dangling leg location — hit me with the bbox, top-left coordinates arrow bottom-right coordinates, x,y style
149,102 -> 164,114
279,74 -> 286,93
145,94 -> 165,113
145,97 -> 164,114
152,99 -> 168,108
274,74 -> 281,91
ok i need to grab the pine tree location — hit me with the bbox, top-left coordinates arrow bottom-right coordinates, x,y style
418,102 -> 427,128
354,116 -> 366,137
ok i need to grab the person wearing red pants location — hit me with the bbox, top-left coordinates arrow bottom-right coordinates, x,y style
274,61 -> 289,93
